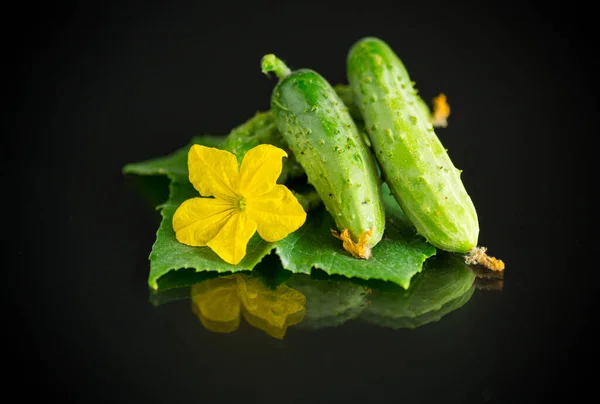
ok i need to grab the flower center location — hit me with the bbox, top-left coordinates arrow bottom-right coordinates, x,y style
237,197 -> 247,212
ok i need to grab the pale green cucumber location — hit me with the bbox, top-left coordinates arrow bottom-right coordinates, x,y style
261,54 -> 385,258
347,37 -> 479,253
334,83 -> 432,124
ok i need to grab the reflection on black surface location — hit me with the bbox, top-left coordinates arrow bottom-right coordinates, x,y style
471,263 -> 505,291
359,253 -> 480,329
151,252 -> 502,339
191,274 -> 306,339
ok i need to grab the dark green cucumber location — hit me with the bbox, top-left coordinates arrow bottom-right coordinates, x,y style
221,92 -> 366,183
347,37 -> 478,253
261,54 -> 385,258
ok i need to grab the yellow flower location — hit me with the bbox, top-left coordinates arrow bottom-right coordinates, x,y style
172,144 -> 307,265
191,274 -> 306,339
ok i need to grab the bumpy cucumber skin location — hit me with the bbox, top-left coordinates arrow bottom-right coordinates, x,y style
347,37 -> 478,253
333,84 -> 363,122
334,83 -> 432,124
270,69 -> 385,247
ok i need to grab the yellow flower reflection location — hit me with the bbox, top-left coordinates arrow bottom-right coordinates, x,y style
191,274 -> 306,339
172,144 -> 306,265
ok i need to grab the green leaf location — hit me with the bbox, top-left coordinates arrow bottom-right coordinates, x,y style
123,134 -> 274,290
274,204 -> 436,289
122,135 -> 226,183
360,252 -> 476,323
249,253 -> 294,290
123,131 -> 435,290
147,180 -> 275,290
152,268 -> 225,293
149,253 -> 292,306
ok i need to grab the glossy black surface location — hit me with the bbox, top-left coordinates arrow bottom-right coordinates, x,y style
13,1 -> 595,403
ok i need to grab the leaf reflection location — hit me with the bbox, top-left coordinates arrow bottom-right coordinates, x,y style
153,252 -> 500,339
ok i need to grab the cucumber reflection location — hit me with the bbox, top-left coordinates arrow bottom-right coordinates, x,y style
360,253 -> 477,329
152,252 -> 500,339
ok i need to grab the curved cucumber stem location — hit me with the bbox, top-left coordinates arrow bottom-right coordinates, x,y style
261,54 -> 291,80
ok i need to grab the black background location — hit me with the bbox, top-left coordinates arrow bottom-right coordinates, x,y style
11,0 -> 596,403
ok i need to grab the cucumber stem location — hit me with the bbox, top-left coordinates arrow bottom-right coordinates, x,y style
331,228 -> 373,260
465,246 -> 505,271
261,54 -> 291,80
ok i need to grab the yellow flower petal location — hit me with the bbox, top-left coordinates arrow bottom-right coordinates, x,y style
246,184 -> 307,242
172,197 -> 235,246
206,212 -> 257,265
188,145 -> 240,201
238,144 -> 287,197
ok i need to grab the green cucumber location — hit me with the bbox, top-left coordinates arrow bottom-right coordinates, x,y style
347,37 -> 478,253
221,91 -> 369,183
333,84 -> 364,122
334,83 -> 433,125
261,54 -> 385,259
